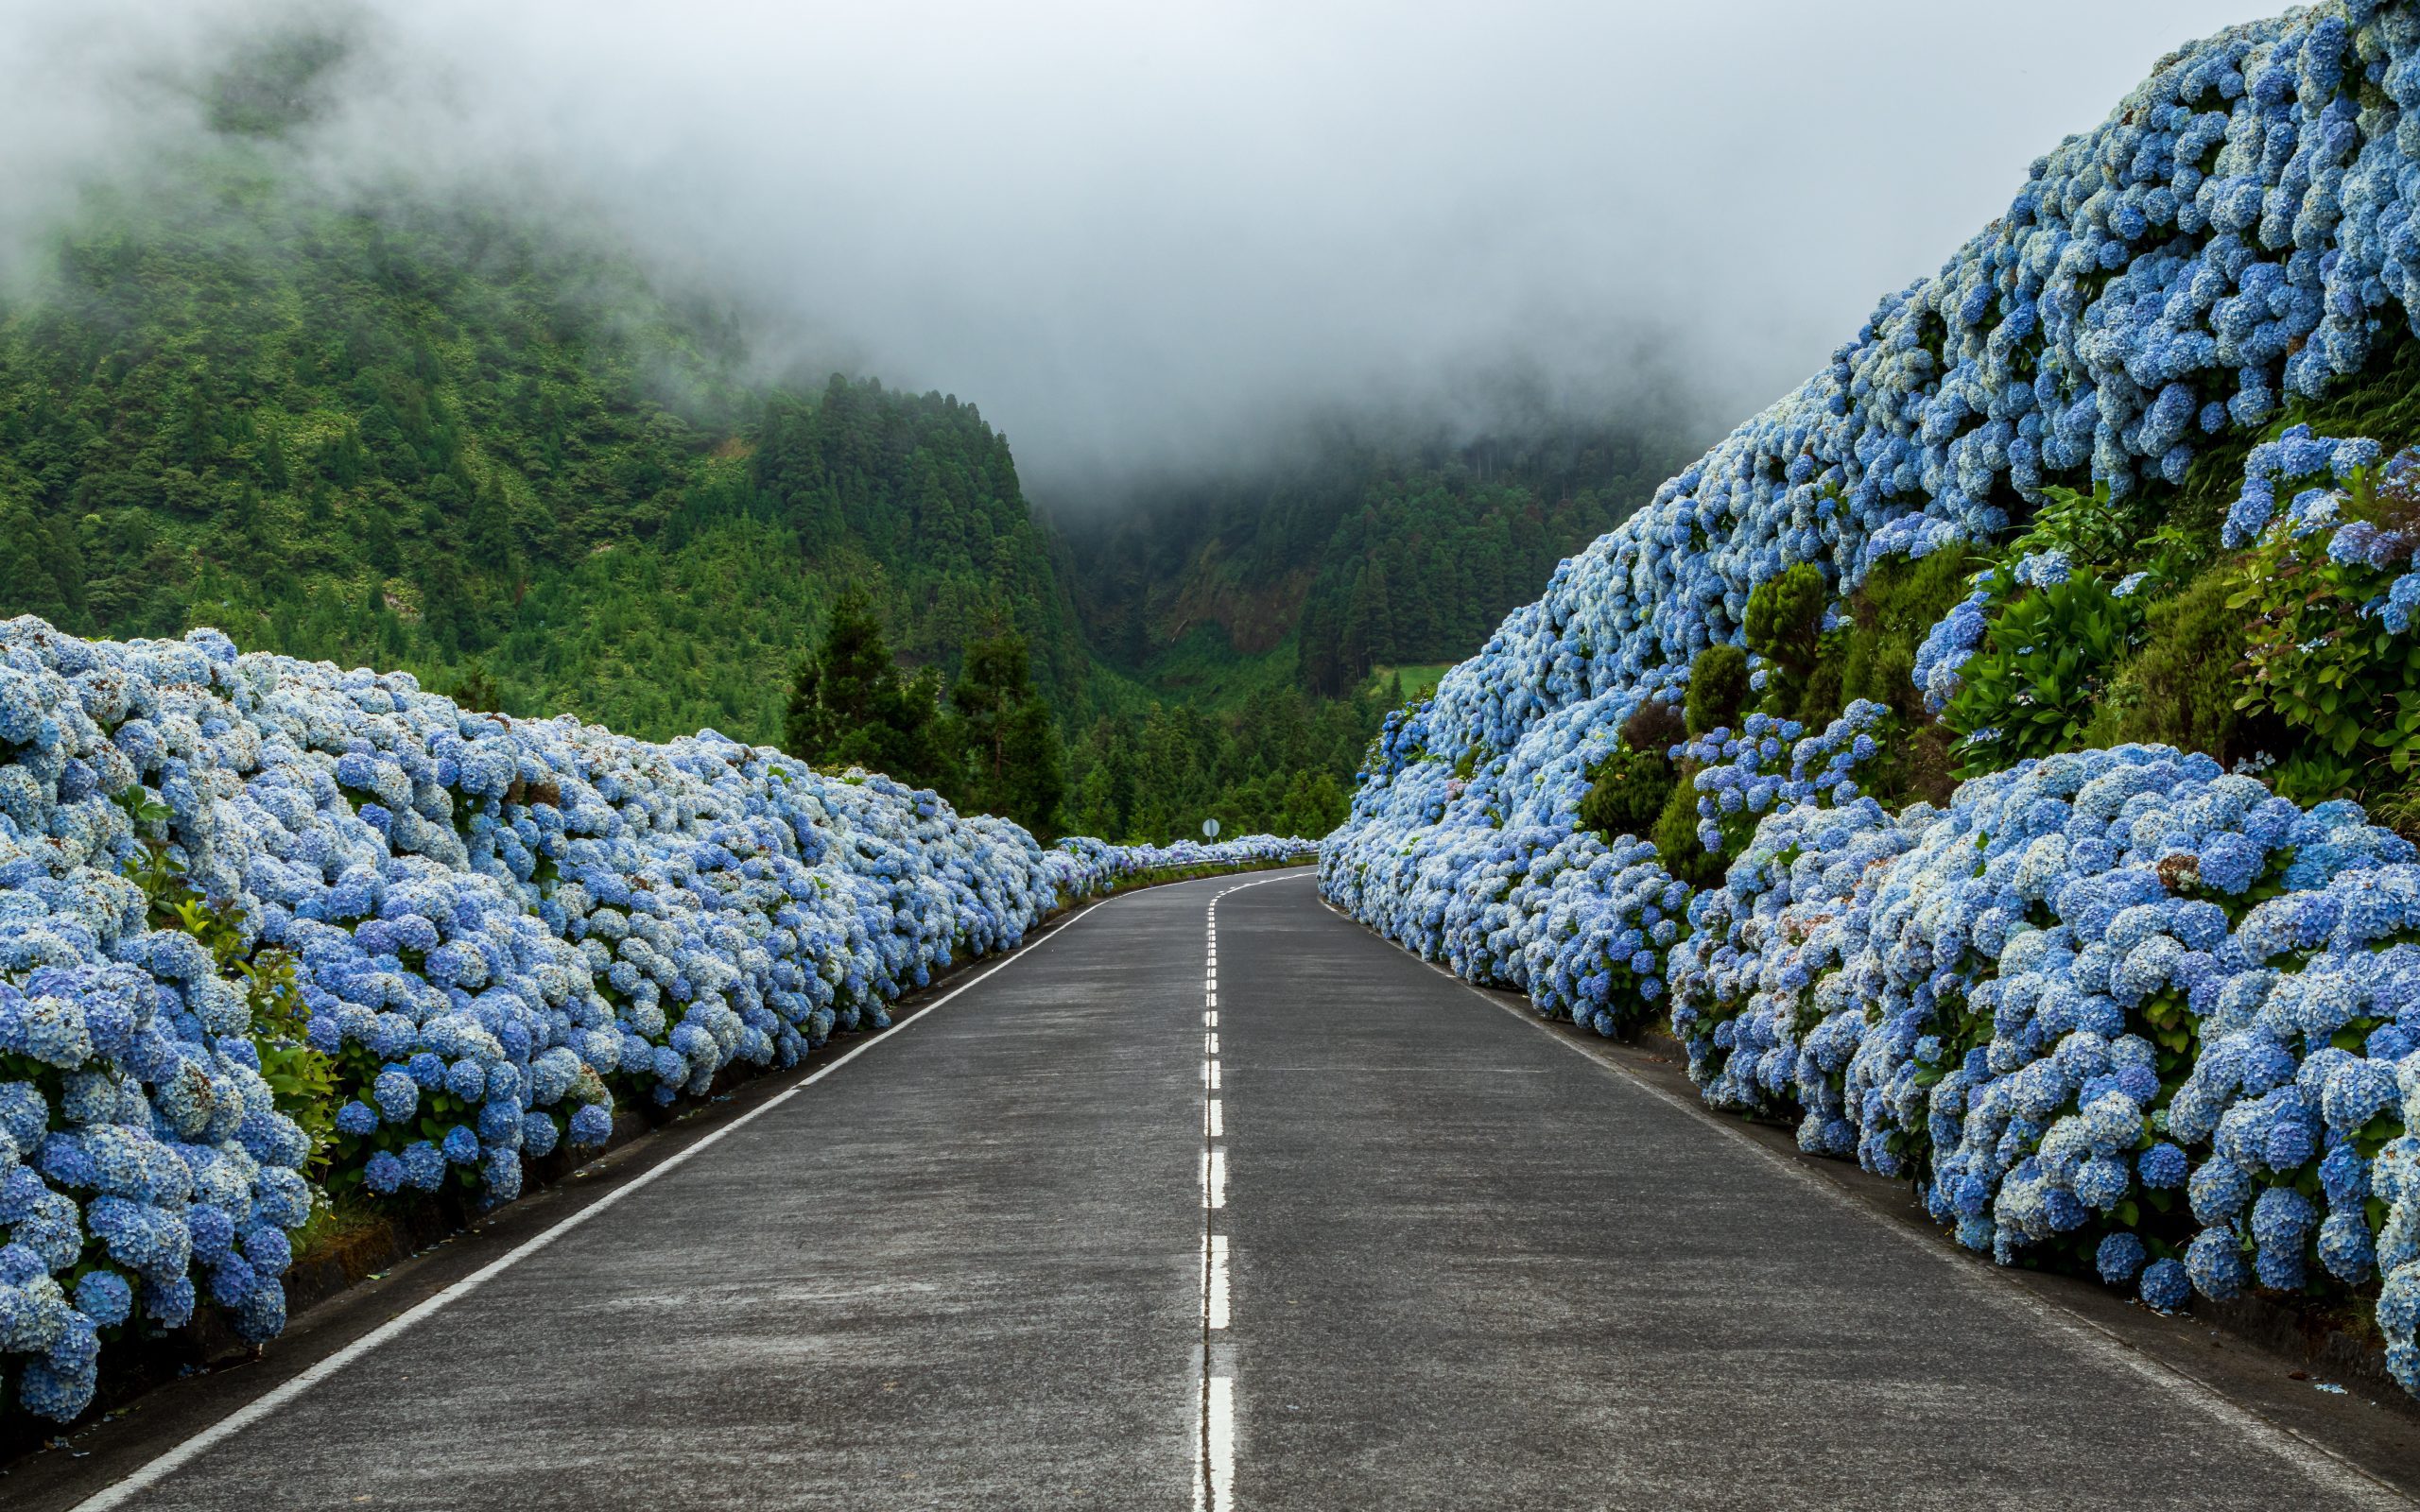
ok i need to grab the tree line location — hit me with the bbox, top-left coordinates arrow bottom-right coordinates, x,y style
1059,422 -> 1695,697
782,592 -> 1065,837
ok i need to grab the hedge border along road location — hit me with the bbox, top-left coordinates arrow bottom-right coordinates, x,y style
0,851 -> 1316,1460
1322,0 -> 2420,1407
0,864 -> 1309,1509
31,864 -> 2415,1509
1363,911 -> 2420,1492
0,610 -> 1317,1426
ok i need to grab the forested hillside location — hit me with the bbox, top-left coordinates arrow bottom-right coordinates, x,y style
1060,423 -> 1693,696
0,39 -> 1693,845
0,157 -> 1084,747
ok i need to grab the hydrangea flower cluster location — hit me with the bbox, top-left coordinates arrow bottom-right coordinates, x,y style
1678,701 -> 1893,856
1912,586 -> 1993,713
1322,687 -> 1693,1037
1325,2 -> 2420,1404
1320,816 -> 1687,1039
1685,746 -> 2420,1393
1518,835 -> 1691,1036
1666,794 -> 1919,1149
0,616 -> 1312,1421
2222,423 -> 2383,546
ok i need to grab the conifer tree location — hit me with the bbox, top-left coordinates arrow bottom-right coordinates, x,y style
784,591 -> 953,792
944,628 -> 1064,838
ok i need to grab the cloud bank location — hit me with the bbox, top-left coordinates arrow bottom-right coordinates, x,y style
0,0 -> 2282,499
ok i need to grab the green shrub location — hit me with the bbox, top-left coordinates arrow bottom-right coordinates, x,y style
1577,698 -> 1686,841
2082,563 -> 2254,762
1944,574 -> 2147,776
1579,746 -> 1675,840
1772,547 -> 1971,807
1839,549 -> 1974,721
2272,748 -> 2370,808
1794,640 -> 1846,730
1685,644 -> 1751,735
1651,768 -> 1724,889
2005,480 -> 2140,568
1743,562 -> 1826,714
119,790 -> 337,1164
2229,505 -> 2420,787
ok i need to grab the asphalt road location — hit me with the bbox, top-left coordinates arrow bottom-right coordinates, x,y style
16,868 -> 2419,1510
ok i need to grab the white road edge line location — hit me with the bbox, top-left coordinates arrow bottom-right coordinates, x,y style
1405,948 -> 2416,1512
64,877 -> 1239,1512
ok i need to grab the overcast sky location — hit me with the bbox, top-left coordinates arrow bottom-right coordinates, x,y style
1,0 -> 2280,500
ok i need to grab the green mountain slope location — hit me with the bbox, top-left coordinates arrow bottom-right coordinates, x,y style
0,160 -> 1084,747
1058,424 -> 1696,696
0,32 -> 1687,841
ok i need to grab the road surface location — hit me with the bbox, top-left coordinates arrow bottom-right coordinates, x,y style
16,868 -> 2418,1510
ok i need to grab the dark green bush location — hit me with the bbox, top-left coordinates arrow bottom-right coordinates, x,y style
1794,644 -> 1846,730
1685,644 -> 1751,735
1620,696 -> 1688,754
1839,550 -> 1974,720
1577,698 -> 1687,841
1743,562 -> 1827,713
1579,747 -> 1675,841
2083,563 -> 2253,763
1651,768 -> 1724,889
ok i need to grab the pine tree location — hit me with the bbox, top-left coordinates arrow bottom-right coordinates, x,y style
0,500 -> 80,627
784,591 -> 954,793
944,629 -> 1064,838
468,472 -> 521,593
450,661 -> 504,713
419,555 -> 474,654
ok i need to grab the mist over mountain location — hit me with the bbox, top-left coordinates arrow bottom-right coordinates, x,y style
0,0 -> 2287,843
1058,404 -> 1702,697
0,0 -> 2278,500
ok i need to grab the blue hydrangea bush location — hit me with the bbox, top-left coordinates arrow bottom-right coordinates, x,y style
1325,0 -> 2420,1399
0,617 -> 1312,1421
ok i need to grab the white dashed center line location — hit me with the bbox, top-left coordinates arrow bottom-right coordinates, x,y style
1192,875 -> 1288,1510
1206,1234 -> 1232,1329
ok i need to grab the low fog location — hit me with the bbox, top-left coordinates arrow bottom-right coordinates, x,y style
0,0 -> 2279,504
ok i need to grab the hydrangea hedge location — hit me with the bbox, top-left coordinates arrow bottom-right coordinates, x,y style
0,617 -> 1311,1422
1324,0 -> 2420,1399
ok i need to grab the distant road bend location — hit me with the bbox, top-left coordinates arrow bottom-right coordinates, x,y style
19,868 -> 2419,1511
